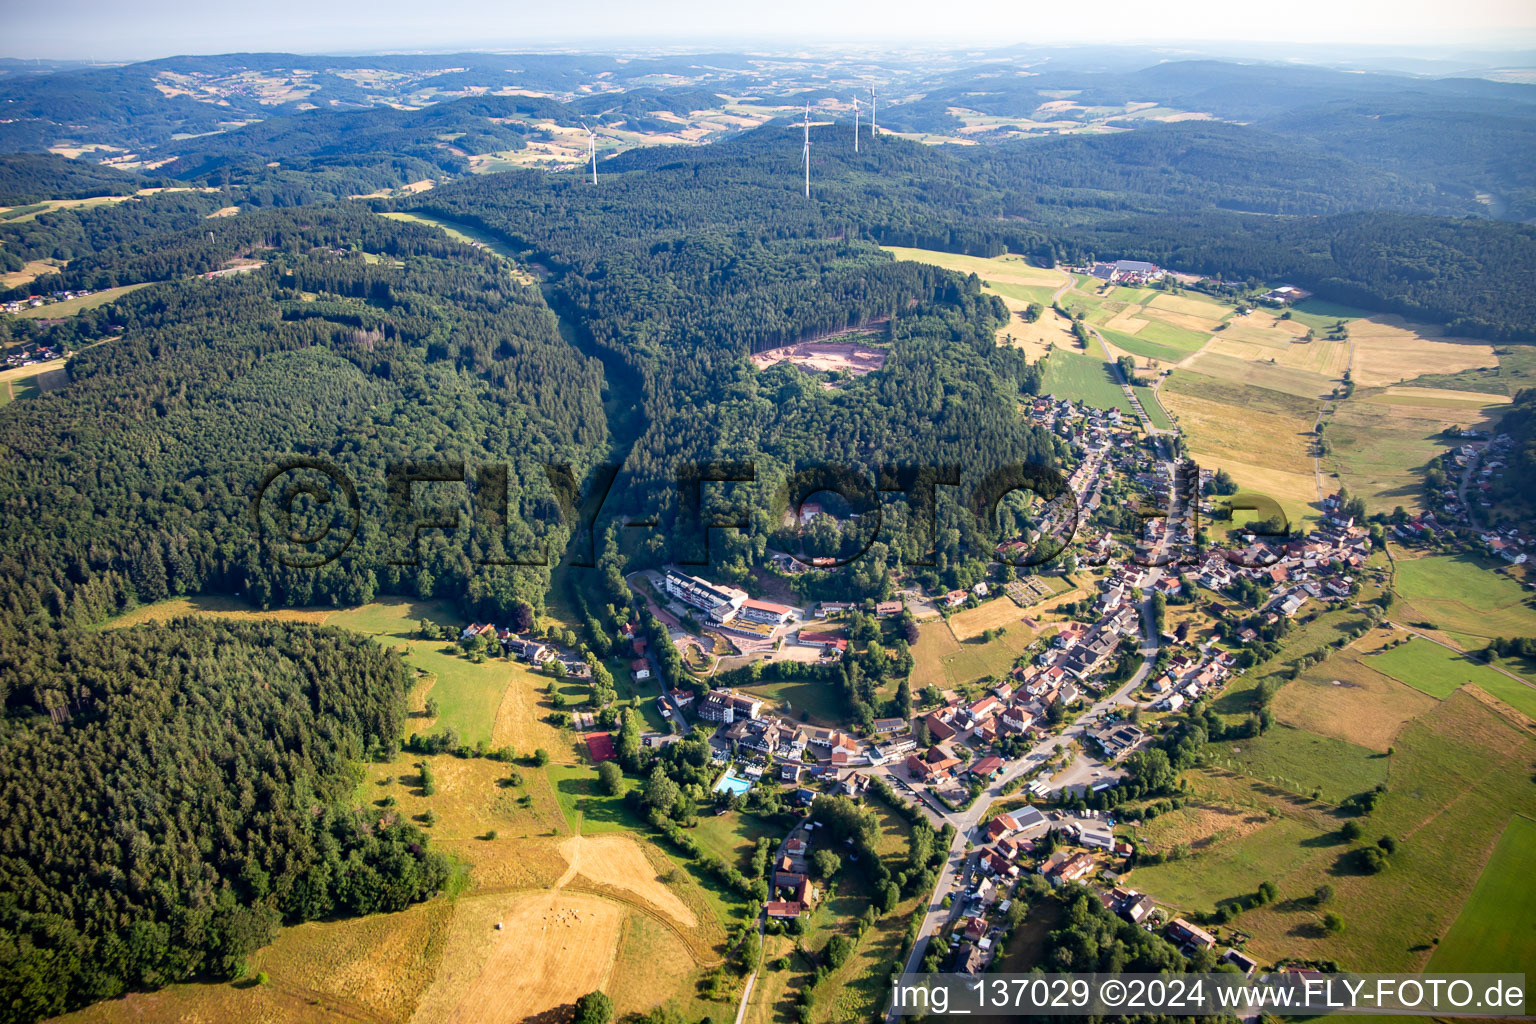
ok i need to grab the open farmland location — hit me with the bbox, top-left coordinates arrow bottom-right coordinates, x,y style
1325,389 -> 1506,512
1225,694 -> 1536,970
1426,815 -> 1536,972
1159,370 -> 1322,524
1269,650 -> 1439,751
1041,348 -> 1135,413
1391,549 -> 1536,643
1347,316 -> 1498,387
1368,637 -> 1536,720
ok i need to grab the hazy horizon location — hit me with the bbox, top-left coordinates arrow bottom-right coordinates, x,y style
4,0 -> 1536,64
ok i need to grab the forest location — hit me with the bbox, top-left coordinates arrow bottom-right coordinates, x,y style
0,618 -> 450,1024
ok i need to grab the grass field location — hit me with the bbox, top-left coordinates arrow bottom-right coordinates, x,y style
1159,370 -> 1322,525
1135,386 -> 1175,430
739,674 -> 849,726
1041,348 -> 1135,413
1207,725 -> 1388,805
1348,316 -> 1497,388
547,761 -> 648,834
1325,392 -> 1504,513
15,282 -> 151,318
1128,817 -> 1328,915
911,617 -> 1038,689
1229,693 -> 1536,969
1270,650 -> 1438,752
1368,637 -> 1536,720
1391,549 -> 1536,643
1425,814 -> 1536,972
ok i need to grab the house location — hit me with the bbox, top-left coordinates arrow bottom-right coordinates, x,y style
630,659 -> 652,681
953,944 -> 986,975
923,712 -> 957,741
986,813 -> 1020,841
766,900 -> 802,919
780,762 -> 802,783
1012,806 -> 1047,831
1222,949 -> 1259,975
838,772 -> 871,798
873,717 -> 908,735
798,630 -> 849,652
875,600 -> 903,617
1119,893 -> 1155,924
1167,918 -> 1217,950
1042,852 -> 1095,885
970,755 -> 1005,779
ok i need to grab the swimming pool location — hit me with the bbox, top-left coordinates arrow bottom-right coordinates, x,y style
712,770 -> 753,796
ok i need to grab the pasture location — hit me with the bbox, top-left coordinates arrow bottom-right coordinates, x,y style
1269,650 -> 1438,751
1325,391 -> 1504,513
1159,371 -> 1322,525
15,282 -> 151,317
1369,637 -> 1536,720
1347,316 -> 1497,388
1426,814 -> 1536,973
1041,348 -> 1135,413
1228,694 -> 1536,970
1391,550 -> 1536,643
1127,817 -> 1328,915
1207,725 -> 1387,805
911,617 -> 1036,689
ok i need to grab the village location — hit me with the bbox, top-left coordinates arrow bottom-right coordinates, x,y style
425,376 -> 1395,983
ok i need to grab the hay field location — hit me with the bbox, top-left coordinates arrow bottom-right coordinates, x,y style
1325,392 -> 1504,513
1348,317 -> 1498,387
1159,371 -> 1322,523
881,246 -> 1071,292
16,282 -> 151,318
414,889 -> 625,1024
101,593 -> 339,629
1391,549 -> 1536,643
1185,350 -> 1335,398
1229,694 -> 1536,970
560,834 -> 698,927
1000,305 -> 1077,359
0,259 -> 63,289
1270,651 -> 1438,751
1426,814 -> 1536,973
947,596 -> 1041,641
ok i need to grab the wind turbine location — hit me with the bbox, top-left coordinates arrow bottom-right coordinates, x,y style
802,102 -> 811,198
869,86 -> 878,139
852,94 -> 860,153
580,120 -> 597,185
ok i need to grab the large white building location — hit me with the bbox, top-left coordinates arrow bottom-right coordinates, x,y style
664,569 -> 748,623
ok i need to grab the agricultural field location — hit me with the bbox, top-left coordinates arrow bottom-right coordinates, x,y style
14,281 -> 151,317
1390,548 -> 1536,644
739,673 -> 850,726
1159,370 -> 1323,526
911,616 -> 1038,689
1269,650 -> 1438,751
1325,389 -> 1506,513
1426,815 -> 1536,972
1041,348 -> 1136,413
1127,816 -> 1328,915
1207,725 -> 1388,805
948,594 -> 1049,640
1225,694 -> 1536,970
1346,316 -> 1498,388
1368,637 -> 1536,721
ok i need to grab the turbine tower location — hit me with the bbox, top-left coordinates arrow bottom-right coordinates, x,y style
869,86 -> 878,139
581,120 -> 597,185
802,102 -> 811,198
853,94 -> 860,153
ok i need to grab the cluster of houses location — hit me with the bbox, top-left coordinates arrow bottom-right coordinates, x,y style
2,342 -> 62,368
1084,259 -> 1167,285
1,289 -> 93,315
458,622 -> 578,670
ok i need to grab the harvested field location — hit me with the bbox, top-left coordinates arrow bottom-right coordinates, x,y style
947,598 -> 1040,641
559,833 -> 698,928
1348,317 -> 1497,387
749,340 -> 887,376
1270,651 -> 1438,751
414,889 -> 624,1024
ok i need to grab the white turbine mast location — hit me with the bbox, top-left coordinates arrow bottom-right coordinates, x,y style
853,94 -> 860,153
869,86 -> 878,139
802,102 -> 811,198
581,120 -> 597,185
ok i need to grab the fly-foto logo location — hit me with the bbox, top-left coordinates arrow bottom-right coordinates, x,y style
251,457 -> 1290,570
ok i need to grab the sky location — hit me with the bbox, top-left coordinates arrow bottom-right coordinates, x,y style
4,0 -> 1536,62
